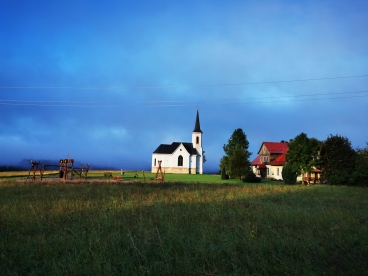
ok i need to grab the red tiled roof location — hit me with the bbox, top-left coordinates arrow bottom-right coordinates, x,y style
251,155 -> 261,165
259,142 -> 289,154
270,150 -> 288,166
251,156 -> 267,168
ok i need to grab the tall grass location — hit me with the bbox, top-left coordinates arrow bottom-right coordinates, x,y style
0,181 -> 367,275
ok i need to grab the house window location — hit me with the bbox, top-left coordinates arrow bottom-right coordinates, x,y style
178,155 -> 183,166
267,168 -> 269,176
154,158 -> 156,166
196,136 -> 199,144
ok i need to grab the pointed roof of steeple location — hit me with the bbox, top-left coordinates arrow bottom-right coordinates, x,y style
193,108 -> 202,133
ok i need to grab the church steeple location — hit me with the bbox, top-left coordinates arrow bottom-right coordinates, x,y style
193,108 -> 202,133
192,108 -> 203,174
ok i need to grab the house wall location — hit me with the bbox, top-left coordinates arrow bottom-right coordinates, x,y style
269,165 -> 283,180
252,164 -> 283,180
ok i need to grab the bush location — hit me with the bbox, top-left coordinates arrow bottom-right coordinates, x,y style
242,172 -> 261,183
282,163 -> 298,184
220,167 -> 229,180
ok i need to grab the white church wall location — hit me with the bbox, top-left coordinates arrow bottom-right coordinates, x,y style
152,144 -> 195,174
151,109 -> 203,174
151,153 -> 172,173
190,155 -> 197,174
196,155 -> 202,174
171,144 -> 192,174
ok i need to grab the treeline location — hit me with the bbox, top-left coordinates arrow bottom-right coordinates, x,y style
283,133 -> 368,186
219,129 -> 367,186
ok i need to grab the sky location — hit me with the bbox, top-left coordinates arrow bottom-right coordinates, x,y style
1,0 -> 368,172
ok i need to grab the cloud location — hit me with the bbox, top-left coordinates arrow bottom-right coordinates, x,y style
1,1 -> 368,171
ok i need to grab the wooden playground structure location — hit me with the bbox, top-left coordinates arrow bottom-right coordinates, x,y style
25,158 -> 165,183
26,159 -> 89,182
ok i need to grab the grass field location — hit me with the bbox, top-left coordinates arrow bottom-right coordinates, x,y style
0,170 -> 238,184
0,174 -> 367,275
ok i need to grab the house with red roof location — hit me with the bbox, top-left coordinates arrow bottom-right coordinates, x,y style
250,141 -> 289,180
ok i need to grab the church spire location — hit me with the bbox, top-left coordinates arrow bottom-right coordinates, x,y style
193,108 -> 202,133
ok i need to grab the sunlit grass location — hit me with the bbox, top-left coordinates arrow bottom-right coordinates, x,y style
0,170 -> 242,184
0,181 -> 367,275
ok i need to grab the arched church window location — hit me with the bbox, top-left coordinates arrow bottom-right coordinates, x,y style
154,158 -> 156,166
196,136 -> 199,144
178,155 -> 183,166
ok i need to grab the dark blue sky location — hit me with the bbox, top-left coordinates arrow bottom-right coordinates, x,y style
1,0 -> 368,172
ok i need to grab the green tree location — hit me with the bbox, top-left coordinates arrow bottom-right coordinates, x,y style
229,144 -> 251,180
220,167 -> 228,180
220,128 -> 251,178
219,155 -> 229,172
320,134 -> 356,185
202,149 -> 207,163
282,163 -> 298,184
353,143 -> 368,186
286,132 -> 320,178
223,128 -> 251,158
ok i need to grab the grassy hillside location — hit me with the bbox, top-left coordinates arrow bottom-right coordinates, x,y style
0,180 -> 367,275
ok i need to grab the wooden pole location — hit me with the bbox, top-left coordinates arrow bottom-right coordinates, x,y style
154,161 -> 164,182
142,170 -> 146,182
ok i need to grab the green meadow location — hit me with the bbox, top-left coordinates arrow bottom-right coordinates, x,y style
0,172 -> 367,275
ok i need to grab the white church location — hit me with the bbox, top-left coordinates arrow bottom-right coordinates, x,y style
151,109 -> 204,174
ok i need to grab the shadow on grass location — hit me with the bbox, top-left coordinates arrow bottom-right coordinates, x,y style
0,182 -> 367,275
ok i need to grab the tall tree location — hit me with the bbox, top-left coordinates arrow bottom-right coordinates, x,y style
220,128 -> 251,178
223,128 -> 251,158
229,144 -> 251,180
219,155 -> 230,172
320,134 -> 356,185
286,132 -> 320,177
